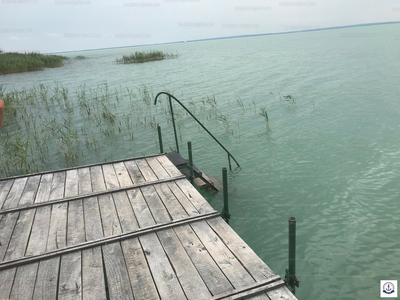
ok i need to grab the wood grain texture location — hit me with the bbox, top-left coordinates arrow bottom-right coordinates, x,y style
141,185 -> 171,224
157,228 -> 212,299
121,238 -> 159,300
33,257 -> 60,300
82,246 -> 106,300
18,175 -> 40,206
174,224 -> 233,296
9,263 -> 38,300
124,160 -> 146,184
167,181 -> 199,217
175,179 -> 215,214
0,268 -> 16,299
58,252 -> 82,300
2,177 -> 27,209
154,182 -> 189,221
146,156 -> 171,179
102,242 -> 135,299
191,220 -> 255,289
156,155 -> 183,177
35,173 -> 53,203
135,158 -> 158,182
0,212 -> 19,261
0,179 -> 14,209
113,162 -> 133,187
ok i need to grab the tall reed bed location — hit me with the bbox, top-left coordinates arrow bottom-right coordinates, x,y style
116,51 -> 178,64
0,52 -> 69,74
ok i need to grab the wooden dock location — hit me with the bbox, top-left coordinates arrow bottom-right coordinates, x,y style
0,153 -> 297,300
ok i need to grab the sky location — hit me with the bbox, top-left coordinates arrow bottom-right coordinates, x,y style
1,0 -> 400,53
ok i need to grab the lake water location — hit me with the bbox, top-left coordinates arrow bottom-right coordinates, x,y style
1,23 -> 400,299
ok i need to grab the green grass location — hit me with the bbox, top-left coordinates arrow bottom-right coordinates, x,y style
116,50 -> 178,64
0,52 -> 69,75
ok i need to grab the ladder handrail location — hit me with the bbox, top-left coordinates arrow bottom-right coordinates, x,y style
154,92 -> 240,170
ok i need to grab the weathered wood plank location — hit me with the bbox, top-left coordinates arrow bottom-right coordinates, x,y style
49,171 -> 66,200
82,246 -> 106,300
0,179 -> 14,209
83,197 -> 103,241
67,200 -> 86,246
174,224 -> 234,295
47,203 -> 67,251
175,178 -> 215,214
157,228 -> 212,299
113,191 -> 139,232
33,257 -> 60,300
141,185 -> 171,224
191,220 -> 255,289
113,161 -> 133,187
90,165 -> 106,192
25,206 -> 51,256
0,268 -> 16,299
93,165 -> 122,237
157,155 -> 183,177
26,175 -> 53,256
64,169 -> 78,198
146,156 -> 170,179
154,183 -> 189,221
102,163 -> 119,189
18,175 -> 40,206
78,167 -> 92,194
121,238 -> 159,300
140,233 -> 187,300
4,209 -> 35,261
124,160 -> 146,184
102,242 -> 135,299
58,252 -> 82,300
167,181 -> 199,217
127,188 -> 154,228
9,263 -> 38,300
2,177 -> 27,209
58,168 -> 83,299
35,173 -> 53,203
207,218 -> 275,281
135,158 -> 158,182
0,212 -> 19,261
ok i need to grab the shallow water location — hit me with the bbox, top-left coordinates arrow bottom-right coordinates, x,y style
1,23 -> 400,299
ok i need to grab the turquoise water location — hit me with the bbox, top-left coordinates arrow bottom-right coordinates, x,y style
1,24 -> 400,299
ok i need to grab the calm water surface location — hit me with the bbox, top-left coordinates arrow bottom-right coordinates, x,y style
1,24 -> 400,300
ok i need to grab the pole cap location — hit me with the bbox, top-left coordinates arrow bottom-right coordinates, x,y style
289,216 -> 296,222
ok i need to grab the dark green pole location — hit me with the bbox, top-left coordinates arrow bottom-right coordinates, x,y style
169,95 -> 180,153
228,154 -> 232,171
285,216 -> 299,294
157,124 -> 164,153
221,167 -> 230,224
188,141 -> 194,184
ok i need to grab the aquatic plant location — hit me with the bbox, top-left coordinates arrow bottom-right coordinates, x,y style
259,107 -> 270,130
0,52 -> 68,74
75,55 -> 86,60
116,50 -> 178,64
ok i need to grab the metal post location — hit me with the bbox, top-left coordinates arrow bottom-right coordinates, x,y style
285,216 -> 300,294
157,124 -> 164,153
169,95 -> 180,153
221,167 -> 230,224
188,141 -> 194,184
228,154 -> 232,171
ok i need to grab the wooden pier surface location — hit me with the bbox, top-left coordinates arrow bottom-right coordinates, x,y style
0,154 -> 297,300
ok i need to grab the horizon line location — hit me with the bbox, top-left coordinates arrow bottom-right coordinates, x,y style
50,21 -> 400,54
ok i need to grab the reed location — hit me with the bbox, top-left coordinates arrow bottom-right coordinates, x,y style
0,52 -> 68,75
116,51 -> 178,64
259,107 -> 270,130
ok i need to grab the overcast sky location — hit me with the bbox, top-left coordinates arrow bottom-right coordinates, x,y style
1,0 -> 399,53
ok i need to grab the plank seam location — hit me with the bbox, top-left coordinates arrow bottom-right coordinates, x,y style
0,175 -> 186,214
0,212 -> 220,271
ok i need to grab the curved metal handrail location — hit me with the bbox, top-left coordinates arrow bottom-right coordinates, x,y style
154,92 -> 240,170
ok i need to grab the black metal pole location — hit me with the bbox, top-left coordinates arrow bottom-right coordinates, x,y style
188,141 -> 194,184
168,95 -> 180,153
222,167 -> 230,224
157,124 -> 164,153
285,216 -> 299,294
